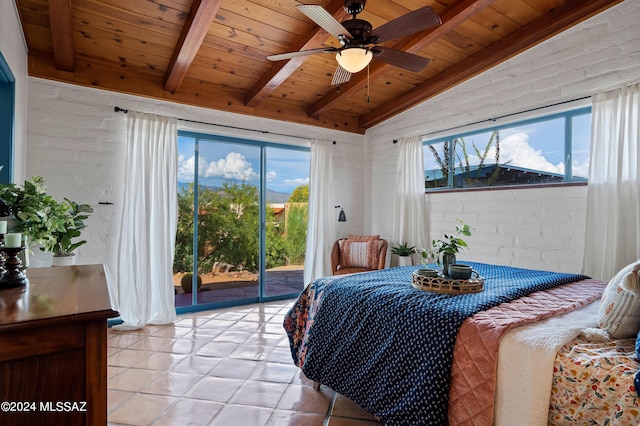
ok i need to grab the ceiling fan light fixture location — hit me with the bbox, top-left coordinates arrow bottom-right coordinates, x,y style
336,48 -> 373,73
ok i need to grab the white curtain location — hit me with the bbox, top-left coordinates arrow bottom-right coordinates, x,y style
111,111 -> 178,330
303,139 -> 335,284
392,136 -> 428,256
583,82 -> 640,280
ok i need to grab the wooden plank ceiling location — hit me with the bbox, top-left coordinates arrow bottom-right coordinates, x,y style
16,0 -> 623,134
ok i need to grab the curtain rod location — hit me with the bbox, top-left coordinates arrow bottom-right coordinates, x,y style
113,106 -> 317,142
419,95 -> 591,139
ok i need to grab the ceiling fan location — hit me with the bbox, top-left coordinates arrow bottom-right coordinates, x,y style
267,0 -> 442,85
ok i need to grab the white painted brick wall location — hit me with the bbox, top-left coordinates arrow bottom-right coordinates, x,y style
25,82 -> 128,269
365,1 -> 640,276
423,186 -> 589,273
25,79 -> 363,274
1,2 -> 28,181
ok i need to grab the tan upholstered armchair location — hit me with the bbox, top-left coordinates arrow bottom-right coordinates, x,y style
330,235 -> 388,275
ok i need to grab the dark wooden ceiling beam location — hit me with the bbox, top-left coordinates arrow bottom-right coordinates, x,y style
48,0 -> 75,72
359,0 -> 624,129
26,51 -> 364,134
164,0 -> 223,93
308,0 -> 498,118
244,0 -> 349,108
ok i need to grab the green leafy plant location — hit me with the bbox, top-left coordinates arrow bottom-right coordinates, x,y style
391,242 -> 416,256
0,176 -> 93,256
174,182 -> 311,274
418,248 -> 437,266
46,198 -> 94,256
420,219 -> 473,265
288,184 -> 309,202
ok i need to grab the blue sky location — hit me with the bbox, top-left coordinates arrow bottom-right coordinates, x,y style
424,113 -> 592,178
177,136 -> 310,193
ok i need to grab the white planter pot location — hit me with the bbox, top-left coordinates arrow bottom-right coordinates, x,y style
397,255 -> 413,267
51,255 -> 77,267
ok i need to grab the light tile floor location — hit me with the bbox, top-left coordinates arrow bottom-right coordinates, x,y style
107,299 -> 382,425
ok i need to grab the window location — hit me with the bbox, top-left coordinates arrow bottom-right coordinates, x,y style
174,130 -> 310,312
423,107 -> 591,190
0,52 -> 15,183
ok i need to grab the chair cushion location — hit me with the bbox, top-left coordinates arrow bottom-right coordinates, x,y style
598,259 -> 640,338
338,239 -> 382,270
347,234 -> 380,242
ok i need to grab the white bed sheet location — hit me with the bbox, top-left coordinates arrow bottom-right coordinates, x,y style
494,299 -> 601,426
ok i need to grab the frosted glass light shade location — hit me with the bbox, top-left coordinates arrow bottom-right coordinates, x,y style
336,48 -> 373,73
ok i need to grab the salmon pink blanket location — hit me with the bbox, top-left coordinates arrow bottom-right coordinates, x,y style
448,279 -> 607,425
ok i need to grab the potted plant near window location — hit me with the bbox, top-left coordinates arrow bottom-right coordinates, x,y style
420,219 -> 473,276
391,242 -> 416,267
0,176 -> 93,266
44,198 -> 93,266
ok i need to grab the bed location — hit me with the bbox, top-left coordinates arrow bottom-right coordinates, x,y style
283,261 -> 640,425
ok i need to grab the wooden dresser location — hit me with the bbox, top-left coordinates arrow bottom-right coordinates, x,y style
0,264 -> 118,426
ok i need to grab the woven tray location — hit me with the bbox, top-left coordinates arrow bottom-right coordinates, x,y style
412,272 -> 484,295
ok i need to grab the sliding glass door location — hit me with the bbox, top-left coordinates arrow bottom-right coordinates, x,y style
264,146 -> 309,298
174,132 -> 309,312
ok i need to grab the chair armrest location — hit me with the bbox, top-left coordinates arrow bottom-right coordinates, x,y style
377,239 -> 388,270
330,240 -> 341,275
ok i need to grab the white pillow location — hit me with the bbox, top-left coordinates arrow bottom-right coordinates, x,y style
598,259 -> 640,338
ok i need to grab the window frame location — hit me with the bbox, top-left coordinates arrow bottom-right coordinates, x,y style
423,106 -> 592,192
0,52 -> 15,184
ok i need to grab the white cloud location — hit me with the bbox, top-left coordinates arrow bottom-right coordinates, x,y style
489,132 -> 564,174
178,152 -> 259,182
177,154 -> 209,182
204,152 -> 258,181
572,159 -> 590,178
283,177 -> 309,187
266,171 -> 277,181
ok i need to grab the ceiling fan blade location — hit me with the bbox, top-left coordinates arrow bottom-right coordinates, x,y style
267,47 -> 336,62
331,66 -> 352,86
296,5 -> 351,40
372,47 -> 431,73
372,6 -> 442,44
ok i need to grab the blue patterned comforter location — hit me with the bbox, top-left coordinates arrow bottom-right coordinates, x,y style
283,262 -> 590,425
